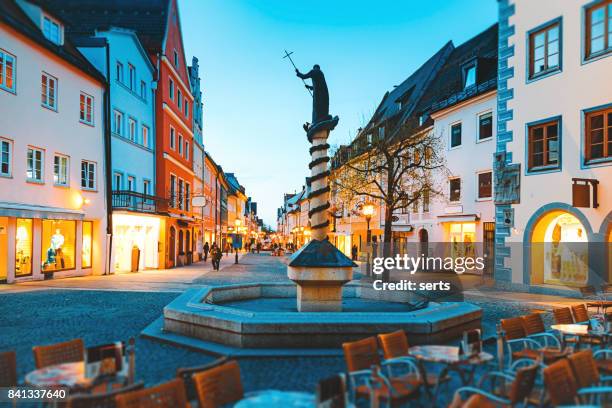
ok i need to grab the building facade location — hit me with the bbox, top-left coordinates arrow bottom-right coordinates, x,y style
495,0 -> 612,292
0,0 -> 108,282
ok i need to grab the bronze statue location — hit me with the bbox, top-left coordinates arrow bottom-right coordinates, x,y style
296,65 -> 331,126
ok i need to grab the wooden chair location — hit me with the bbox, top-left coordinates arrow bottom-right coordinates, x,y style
543,358 -> 612,406
501,317 -> 564,366
316,374 -> 348,408
0,351 -> 17,387
553,307 -> 574,324
115,378 -> 188,408
176,357 -> 228,402
192,360 -> 244,408
378,330 -> 409,360
571,304 -> 590,323
33,338 -> 84,369
568,349 -> 601,389
66,382 -> 144,408
343,337 -> 422,406
452,362 -> 539,407
521,313 -> 561,349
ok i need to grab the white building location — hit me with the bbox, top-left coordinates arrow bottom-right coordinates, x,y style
0,0 -> 108,282
496,0 -> 612,292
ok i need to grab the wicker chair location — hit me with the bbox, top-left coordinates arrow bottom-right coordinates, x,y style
452,361 -> 539,407
66,382 -> 144,408
115,378 -> 188,408
33,338 -> 84,369
0,351 -> 17,388
572,304 -> 590,323
501,317 -> 565,366
553,307 -> 574,324
176,357 -> 228,402
342,337 -> 422,406
192,360 -> 244,408
543,358 -> 612,406
316,374 -> 348,408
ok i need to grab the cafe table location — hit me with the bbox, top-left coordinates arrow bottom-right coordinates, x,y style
234,390 -> 315,407
25,362 -> 93,391
408,345 -> 493,404
551,324 -> 610,348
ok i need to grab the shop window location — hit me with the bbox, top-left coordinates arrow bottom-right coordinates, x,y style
450,222 -> 476,259
584,0 -> 612,60
82,221 -> 93,269
585,106 -> 612,163
477,171 -> 492,199
0,217 -> 7,281
450,123 -> 462,148
15,218 -> 32,276
478,112 -> 493,140
41,220 -> 76,272
528,119 -> 560,171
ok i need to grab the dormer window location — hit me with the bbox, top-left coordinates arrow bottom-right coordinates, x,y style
42,15 -> 62,45
463,64 -> 476,89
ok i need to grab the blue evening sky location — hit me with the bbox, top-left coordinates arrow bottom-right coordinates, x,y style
179,0 -> 498,226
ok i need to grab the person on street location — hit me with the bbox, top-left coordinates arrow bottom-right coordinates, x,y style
203,242 -> 210,262
351,244 -> 358,261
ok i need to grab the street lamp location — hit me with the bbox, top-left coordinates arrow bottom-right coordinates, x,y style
362,203 -> 375,244
234,218 -> 242,264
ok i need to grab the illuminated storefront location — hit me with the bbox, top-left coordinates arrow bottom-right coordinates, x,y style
41,220 -> 76,272
449,222 -> 476,259
15,218 -> 32,277
111,213 -> 162,273
0,217 -> 7,281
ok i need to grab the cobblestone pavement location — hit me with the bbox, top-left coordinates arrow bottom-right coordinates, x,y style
0,253 -> 575,405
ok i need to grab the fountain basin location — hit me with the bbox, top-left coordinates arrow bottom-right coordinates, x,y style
148,282 -> 481,355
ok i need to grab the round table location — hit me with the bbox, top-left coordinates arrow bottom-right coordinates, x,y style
25,362 -> 93,390
234,390 -> 315,408
408,345 -> 493,405
551,324 -> 610,347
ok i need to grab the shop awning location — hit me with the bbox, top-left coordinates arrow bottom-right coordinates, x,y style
0,202 -> 85,220
437,213 -> 480,223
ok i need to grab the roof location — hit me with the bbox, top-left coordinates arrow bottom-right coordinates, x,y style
0,0 -> 106,84
42,0 -> 169,53
417,24 -> 498,115
225,173 -> 245,196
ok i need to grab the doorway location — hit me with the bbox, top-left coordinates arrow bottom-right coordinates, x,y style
483,222 -> 495,276
169,227 -> 176,267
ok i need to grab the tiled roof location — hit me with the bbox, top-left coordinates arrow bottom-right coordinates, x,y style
42,0 -> 169,53
0,0 -> 106,83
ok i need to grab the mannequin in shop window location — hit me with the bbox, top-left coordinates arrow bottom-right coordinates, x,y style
44,229 -> 65,270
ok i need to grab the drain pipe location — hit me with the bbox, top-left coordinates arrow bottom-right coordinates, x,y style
103,39 -> 113,275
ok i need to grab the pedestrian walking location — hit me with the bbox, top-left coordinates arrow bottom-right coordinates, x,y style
351,244 -> 358,261
203,242 -> 210,262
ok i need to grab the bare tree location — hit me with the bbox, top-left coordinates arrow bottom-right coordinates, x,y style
332,120 -> 447,245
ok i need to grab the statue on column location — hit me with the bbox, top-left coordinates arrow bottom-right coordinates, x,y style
295,65 -> 339,142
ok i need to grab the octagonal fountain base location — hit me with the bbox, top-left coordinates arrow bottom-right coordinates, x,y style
143,282 -> 481,356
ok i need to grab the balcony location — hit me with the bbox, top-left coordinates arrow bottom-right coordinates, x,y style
112,190 -> 166,214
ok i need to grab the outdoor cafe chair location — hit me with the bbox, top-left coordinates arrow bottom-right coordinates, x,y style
553,307 -> 575,325
192,360 -> 244,408
594,348 -> 612,376
342,336 -> 423,406
501,317 -> 566,366
568,349 -> 611,389
176,356 -> 228,403
521,313 -> 562,349
0,350 -> 17,388
316,373 -> 348,408
572,304 -> 590,323
450,360 -> 539,407
33,338 -> 84,369
66,381 -> 144,408
115,378 -> 188,408
543,358 -> 612,406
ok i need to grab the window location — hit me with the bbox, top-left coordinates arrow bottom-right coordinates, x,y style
478,112 -> 493,141
116,62 -> 124,82
185,183 -> 191,211
178,179 -> 184,210
170,174 -> 177,207
449,178 -> 461,202
185,100 -> 189,117
528,119 -> 560,171
170,126 -> 176,149
53,155 -> 69,186
142,125 -> 149,148
143,179 -> 150,196
27,147 -> 44,182
174,49 -> 179,68
0,49 -> 16,92
82,221 -> 93,269
178,134 -> 183,155
528,21 -> 560,78
41,73 -> 57,110
412,193 -> 419,213
185,141 -> 190,159
140,80 -> 146,99
15,218 -> 33,276
463,64 -> 476,89
113,110 -> 123,135
585,106 -> 612,163
41,220 -> 76,272
378,127 -> 385,139
42,15 -> 61,45
178,89 -> 182,109
128,64 -> 135,90
477,171 -> 492,199
450,123 -> 462,148
113,172 -> 123,190
422,189 -> 430,212
1,139 -> 12,176
81,160 -> 96,190
127,176 -> 135,191
79,92 -> 93,125
169,78 -> 174,100
128,118 -> 136,142
585,0 -> 612,60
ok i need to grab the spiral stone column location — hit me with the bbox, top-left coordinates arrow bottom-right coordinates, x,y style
288,126 -> 355,312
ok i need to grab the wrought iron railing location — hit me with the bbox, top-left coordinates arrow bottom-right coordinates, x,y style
112,190 -> 165,213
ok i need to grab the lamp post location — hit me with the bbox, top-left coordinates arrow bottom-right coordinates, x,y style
362,203 -> 375,276
234,218 -> 242,264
